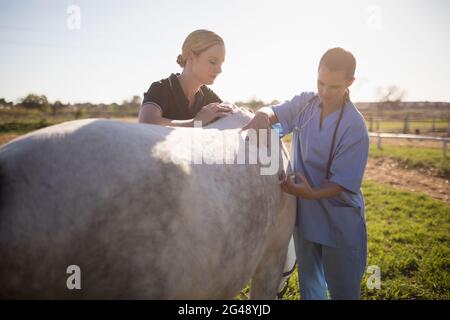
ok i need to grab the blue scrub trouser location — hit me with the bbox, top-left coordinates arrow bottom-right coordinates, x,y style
293,227 -> 367,300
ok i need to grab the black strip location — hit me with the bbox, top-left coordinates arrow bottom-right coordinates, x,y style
325,103 -> 346,179
282,262 -> 297,277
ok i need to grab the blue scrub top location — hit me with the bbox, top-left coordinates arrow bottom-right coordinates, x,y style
272,92 -> 369,248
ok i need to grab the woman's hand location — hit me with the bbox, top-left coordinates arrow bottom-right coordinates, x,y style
279,171 -> 315,199
194,103 -> 233,126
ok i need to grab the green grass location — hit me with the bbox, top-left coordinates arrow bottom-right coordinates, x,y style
369,144 -> 450,179
0,119 -> 61,134
360,180 -> 450,299
238,180 -> 450,300
365,120 -> 448,133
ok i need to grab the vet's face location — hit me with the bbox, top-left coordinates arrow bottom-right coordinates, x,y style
317,65 -> 354,106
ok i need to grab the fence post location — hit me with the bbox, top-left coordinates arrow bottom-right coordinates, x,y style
403,115 -> 409,134
377,134 -> 382,150
444,141 -> 448,158
376,118 -> 380,133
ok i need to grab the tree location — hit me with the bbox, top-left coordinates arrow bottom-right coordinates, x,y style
376,85 -> 407,104
108,103 -> 120,112
51,100 -> 66,115
269,99 -> 280,106
0,98 -> 13,108
20,94 -> 50,112
129,95 -> 142,107
122,95 -> 142,109
245,98 -> 265,111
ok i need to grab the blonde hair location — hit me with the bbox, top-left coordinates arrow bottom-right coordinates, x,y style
176,29 -> 224,68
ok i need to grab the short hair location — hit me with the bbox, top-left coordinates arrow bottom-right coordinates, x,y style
318,47 -> 356,80
176,29 -> 224,68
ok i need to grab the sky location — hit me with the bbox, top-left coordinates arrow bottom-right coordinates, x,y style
0,0 -> 449,104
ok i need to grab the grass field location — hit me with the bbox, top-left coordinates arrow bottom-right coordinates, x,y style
239,180 -> 450,300
369,144 -> 450,179
0,119 -> 61,134
366,120 -> 448,133
0,116 -> 135,146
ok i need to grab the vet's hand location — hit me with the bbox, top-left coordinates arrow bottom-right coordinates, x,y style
240,111 -> 271,132
240,111 -> 272,146
279,172 -> 314,199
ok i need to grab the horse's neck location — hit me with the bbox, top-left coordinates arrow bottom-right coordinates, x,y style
203,108 -> 291,175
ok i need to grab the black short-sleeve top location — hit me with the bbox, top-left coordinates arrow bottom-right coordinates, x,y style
142,73 -> 222,120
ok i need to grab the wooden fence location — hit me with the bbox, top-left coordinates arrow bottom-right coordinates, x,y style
367,117 -> 450,135
369,132 -> 450,157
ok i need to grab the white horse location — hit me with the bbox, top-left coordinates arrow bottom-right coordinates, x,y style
0,107 -> 296,299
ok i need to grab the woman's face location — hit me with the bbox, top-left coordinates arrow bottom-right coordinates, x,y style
189,44 -> 225,85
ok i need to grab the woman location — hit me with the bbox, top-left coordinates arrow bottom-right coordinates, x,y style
138,29 -> 232,127
242,48 -> 369,300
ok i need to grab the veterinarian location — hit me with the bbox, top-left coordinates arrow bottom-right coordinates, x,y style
242,47 -> 369,300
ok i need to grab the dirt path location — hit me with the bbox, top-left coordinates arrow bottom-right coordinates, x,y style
364,157 -> 450,205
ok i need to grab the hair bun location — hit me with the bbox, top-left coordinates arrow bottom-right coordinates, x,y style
176,54 -> 186,68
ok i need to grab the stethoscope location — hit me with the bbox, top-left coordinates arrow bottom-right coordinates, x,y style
272,95 -> 320,139
291,94 -> 347,180
293,95 -> 320,133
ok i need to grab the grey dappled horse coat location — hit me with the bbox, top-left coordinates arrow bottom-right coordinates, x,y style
0,108 -> 296,299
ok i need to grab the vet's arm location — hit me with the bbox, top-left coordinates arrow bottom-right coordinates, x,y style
280,173 -> 344,200
241,107 -> 279,131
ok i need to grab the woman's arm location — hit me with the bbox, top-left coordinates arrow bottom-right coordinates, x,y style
138,103 -> 233,127
138,104 -> 195,127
